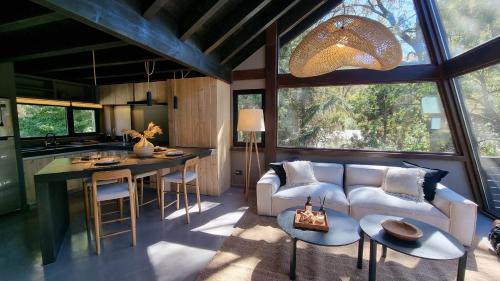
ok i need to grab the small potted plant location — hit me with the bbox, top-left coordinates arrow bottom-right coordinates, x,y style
123,122 -> 162,157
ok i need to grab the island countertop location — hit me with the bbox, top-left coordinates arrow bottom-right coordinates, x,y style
34,147 -> 213,265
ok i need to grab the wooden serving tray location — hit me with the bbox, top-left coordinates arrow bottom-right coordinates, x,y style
293,209 -> 329,232
381,219 -> 423,241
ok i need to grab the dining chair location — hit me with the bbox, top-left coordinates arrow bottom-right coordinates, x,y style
160,157 -> 201,223
90,169 -> 137,255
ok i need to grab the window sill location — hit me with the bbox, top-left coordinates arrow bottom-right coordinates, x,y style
276,147 -> 465,161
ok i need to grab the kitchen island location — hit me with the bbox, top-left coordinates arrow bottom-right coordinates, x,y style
34,148 -> 212,265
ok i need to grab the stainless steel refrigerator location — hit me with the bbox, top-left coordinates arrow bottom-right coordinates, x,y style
0,98 -> 21,214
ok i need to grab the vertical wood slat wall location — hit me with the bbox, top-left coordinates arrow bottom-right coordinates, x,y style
99,77 -> 231,196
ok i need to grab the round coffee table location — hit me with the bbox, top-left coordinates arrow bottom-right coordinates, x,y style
277,207 -> 362,280
360,214 -> 467,281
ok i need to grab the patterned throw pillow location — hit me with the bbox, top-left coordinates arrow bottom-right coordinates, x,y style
489,220 -> 500,256
383,167 -> 426,202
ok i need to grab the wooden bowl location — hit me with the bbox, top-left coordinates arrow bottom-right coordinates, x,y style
381,219 -> 423,241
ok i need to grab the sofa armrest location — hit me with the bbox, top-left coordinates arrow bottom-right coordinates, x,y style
256,170 -> 281,216
432,183 -> 478,246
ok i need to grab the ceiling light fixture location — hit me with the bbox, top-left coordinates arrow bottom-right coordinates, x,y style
145,60 -> 155,106
289,14 -> 402,77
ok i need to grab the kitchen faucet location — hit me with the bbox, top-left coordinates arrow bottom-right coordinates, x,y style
45,133 -> 58,147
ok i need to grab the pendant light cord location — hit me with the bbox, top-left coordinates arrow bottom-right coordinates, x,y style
145,60 -> 156,90
92,50 -> 97,86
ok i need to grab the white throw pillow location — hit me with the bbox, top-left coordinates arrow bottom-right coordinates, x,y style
283,161 -> 318,187
383,167 -> 425,202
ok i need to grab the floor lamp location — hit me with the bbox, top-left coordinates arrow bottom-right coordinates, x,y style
237,109 -> 265,201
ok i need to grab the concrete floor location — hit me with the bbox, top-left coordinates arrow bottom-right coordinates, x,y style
0,187 -> 249,281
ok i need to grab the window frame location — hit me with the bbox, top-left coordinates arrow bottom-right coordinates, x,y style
275,82 -> 459,155
17,102 -> 100,139
232,89 -> 266,147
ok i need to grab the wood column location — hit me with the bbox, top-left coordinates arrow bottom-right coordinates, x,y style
264,22 -> 278,165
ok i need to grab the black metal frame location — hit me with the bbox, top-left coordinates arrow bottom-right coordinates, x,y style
267,0 -> 500,217
17,102 -> 100,140
232,89 -> 266,147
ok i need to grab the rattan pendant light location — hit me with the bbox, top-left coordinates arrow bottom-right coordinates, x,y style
289,15 -> 402,77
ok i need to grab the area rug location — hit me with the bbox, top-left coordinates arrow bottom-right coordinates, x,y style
198,209 -> 499,281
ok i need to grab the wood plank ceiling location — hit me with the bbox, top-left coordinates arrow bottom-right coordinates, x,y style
0,0 -> 340,85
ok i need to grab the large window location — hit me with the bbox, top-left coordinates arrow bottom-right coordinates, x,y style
434,0 -> 500,58
279,0 -> 431,73
233,89 -> 264,146
278,83 -> 455,153
73,109 -> 97,134
456,64 -> 500,216
17,104 -> 68,138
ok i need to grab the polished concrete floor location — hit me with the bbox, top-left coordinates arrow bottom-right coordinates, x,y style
0,187 -> 249,281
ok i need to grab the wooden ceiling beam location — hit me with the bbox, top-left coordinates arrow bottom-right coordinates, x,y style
218,0 -> 301,64
2,41 -> 128,62
226,0 -> 340,69
42,58 -> 168,73
142,0 -> 172,19
0,12 -> 66,33
179,0 -> 229,41
33,0 -> 231,82
280,0 -> 341,45
202,0 -> 271,54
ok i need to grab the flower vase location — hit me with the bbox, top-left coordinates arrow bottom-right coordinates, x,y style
133,137 -> 154,157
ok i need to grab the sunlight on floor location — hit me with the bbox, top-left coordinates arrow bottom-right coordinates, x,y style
191,207 -> 249,236
164,201 -> 221,220
147,241 -> 215,281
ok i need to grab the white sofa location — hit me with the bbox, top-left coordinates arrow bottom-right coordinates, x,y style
257,163 -> 478,246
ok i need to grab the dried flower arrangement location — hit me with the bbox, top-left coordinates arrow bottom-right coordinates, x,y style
123,122 -> 163,157
123,122 -> 163,139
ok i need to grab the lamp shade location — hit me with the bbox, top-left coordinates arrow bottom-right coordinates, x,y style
289,15 -> 402,77
237,109 -> 265,132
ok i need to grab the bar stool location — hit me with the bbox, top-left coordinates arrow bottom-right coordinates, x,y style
160,157 -> 201,223
83,178 -> 121,231
90,169 -> 137,255
133,170 -> 159,217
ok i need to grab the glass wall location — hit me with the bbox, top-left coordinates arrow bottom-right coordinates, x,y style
279,0 -> 431,73
17,104 -> 68,138
456,64 -> 500,215
434,0 -> 500,58
234,90 -> 264,144
278,83 -> 455,153
73,109 -> 97,134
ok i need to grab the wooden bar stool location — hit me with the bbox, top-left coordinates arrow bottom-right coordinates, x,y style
83,178 -> 121,231
133,170 -> 159,217
160,157 -> 201,223
90,169 -> 137,255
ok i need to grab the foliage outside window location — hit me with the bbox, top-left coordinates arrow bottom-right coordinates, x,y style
456,64 -> 500,216
234,90 -> 264,145
279,0 -> 431,73
17,104 -> 68,138
278,83 -> 455,153
73,109 -> 97,133
456,64 -> 500,156
434,0 -> 500,58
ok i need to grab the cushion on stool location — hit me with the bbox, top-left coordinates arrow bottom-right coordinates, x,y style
163,171 -> 197,184
96,182 -> 132,201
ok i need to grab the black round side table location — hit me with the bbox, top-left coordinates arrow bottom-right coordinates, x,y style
360,214 -> 467,281
277,207 -> 362,280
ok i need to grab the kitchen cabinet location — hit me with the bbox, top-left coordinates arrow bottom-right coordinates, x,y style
23,152 -> 89,206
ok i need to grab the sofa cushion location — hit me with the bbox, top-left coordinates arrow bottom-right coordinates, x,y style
383,167 -> 425,202
269,162 -> 287,186
311,162 -> 344,186
271,182 -> 349,216
283,161 -> 318,187
345,164 -> 388,187
403,161 -> 449,201
347,185 -> 450,232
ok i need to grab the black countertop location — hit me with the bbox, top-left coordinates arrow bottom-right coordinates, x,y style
21,142 -> 134,158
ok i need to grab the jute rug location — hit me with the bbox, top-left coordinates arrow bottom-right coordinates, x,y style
198,209 -> 499,281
